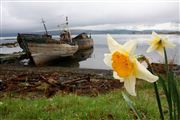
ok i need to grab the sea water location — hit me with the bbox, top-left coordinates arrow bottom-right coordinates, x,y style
0,34 -> 180,69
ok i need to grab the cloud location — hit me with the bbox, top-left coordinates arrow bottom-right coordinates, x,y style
1,1 -> 179,33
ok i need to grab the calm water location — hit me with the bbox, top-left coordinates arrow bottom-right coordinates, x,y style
0,34 -> 180,69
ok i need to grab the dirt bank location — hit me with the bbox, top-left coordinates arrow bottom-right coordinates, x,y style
0,65 -> 123,98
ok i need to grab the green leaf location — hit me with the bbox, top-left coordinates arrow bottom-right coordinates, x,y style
170,71 -> 180,120
159,75 -> 169,101
175,78 -> 180,119
166,71 -> 173,119
158,75 -> 177,120
122,92 -> 141,120
153,82 -> 164,120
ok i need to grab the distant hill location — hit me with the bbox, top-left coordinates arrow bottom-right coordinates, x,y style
1,29 -> 180,37
48,29 -> 180,35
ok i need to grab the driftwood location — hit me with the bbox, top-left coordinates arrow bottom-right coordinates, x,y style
60,76 -> 90,85
0,71 -> 123,98
150,63 -> 180,75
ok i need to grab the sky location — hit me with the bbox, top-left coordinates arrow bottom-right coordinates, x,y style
0,0 -> 180,34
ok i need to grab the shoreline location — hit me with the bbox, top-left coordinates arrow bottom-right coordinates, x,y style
0,64 -> 113,79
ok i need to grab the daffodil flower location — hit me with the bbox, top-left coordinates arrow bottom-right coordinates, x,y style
146,31 -> 175,56
104,34 -> 158,96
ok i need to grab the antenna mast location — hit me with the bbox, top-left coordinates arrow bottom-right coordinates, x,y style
66,16 -> 68,26
41,18 -> 48,35
65,16 -> 72,42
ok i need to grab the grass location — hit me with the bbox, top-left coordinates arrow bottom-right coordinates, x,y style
1,78 -> 179,120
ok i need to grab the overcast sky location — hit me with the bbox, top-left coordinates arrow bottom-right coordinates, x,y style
1,0 -> 179,33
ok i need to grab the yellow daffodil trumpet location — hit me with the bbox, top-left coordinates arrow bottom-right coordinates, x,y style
146,31 -> 175,56
104,34 -> 158,96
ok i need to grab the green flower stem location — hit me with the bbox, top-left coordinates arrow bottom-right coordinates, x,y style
163,48 -> 169,73
122,92 -> 142,120
153,82 -> 164,120
164,48 -> 173,120
144,58 -> 164,120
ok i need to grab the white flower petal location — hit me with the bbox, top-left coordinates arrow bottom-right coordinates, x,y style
103,53 -> 112,67
135,59 -> 158,82
152,31 -> 161,43
147,39 -> 152,44
107,34 -> 125,53
152,31 -> 159,37
146,45 -> 157,53
163,38 -> 176,48
113,71 -> 124,82
157,48 -> 164,57
124,76 -> 136,96
123,40 -> 137,55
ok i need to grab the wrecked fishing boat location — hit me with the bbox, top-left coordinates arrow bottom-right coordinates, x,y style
17,33 -> 78,66
17,17 -> 93,66
72,33 -> 93,50
17,18 -> 78,66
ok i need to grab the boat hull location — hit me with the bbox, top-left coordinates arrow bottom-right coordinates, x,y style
28,43 -> 78,66
72,33 -> 93,50
73,38 -> 93,50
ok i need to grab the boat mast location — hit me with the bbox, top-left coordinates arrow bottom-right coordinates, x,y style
65,16 -> 72,42
41,18 -> 48,36
66,16 -> 68,27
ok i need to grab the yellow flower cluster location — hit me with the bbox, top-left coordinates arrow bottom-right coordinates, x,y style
104,32 -> 175,96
